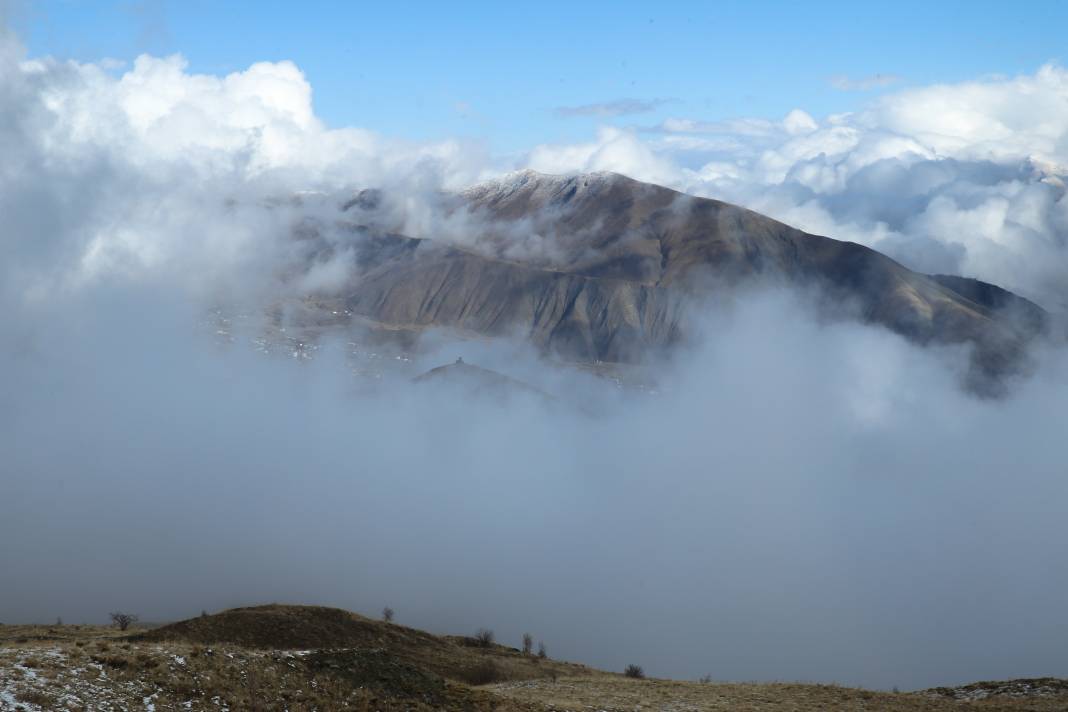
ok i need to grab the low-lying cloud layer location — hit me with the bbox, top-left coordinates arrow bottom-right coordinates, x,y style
2,25 -> 1068,693
5,285 -> 1068,691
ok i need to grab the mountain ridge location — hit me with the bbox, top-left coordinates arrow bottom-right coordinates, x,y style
301,171 -> 1049,387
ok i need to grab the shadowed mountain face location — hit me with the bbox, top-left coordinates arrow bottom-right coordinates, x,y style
316,171 -> 1047,380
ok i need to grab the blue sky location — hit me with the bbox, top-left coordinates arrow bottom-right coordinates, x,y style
11,0 -> 1068,151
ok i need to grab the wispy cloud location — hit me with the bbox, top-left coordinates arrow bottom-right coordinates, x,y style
554,97 -> 674,118
829,73 -> 901,91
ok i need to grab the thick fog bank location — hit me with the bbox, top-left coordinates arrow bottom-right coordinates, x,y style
3,286 -> 1067,691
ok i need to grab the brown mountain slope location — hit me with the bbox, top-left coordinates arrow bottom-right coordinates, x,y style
327,171 -> 1046,378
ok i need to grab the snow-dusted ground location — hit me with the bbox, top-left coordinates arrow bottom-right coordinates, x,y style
924,677 -> 1068,702
0,647 -> 147,711
0,644 -> 232,712
0,639 -> 374,711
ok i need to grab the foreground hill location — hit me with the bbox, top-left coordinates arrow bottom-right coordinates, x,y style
315,171 -> 1048,387
2,605 -> 1067,711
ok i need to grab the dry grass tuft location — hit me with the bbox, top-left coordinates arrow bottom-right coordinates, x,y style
16,688 -> 57,707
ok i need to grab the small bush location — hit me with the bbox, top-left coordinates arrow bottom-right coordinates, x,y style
699,674 -> 713,683
624,664 -> 645,679
382,606 -> 395,623
474,628 -> 495,648
522,633 -> 533,655
537,641 -> 547,659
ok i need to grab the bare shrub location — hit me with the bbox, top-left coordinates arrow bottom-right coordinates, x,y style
382,606 -> 395,623
474,628 -> 495,647
537,641 -> 547,659
624,664 -> 645,679
109,611 -> 139,631
522,632 -> 533,655
699,673 -> 713,683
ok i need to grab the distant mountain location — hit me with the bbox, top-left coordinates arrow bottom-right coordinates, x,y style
302,171 -> 1048,387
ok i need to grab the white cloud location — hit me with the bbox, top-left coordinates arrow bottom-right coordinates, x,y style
864,65 -> 1068,164
28,50 -> 491,184
782,108 -> 818,135
0,34 -> 496,304
526,126 -> 679,186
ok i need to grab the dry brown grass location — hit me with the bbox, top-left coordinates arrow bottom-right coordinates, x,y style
0,614 -> 556,711
2,610 -> 1067,712
135,604 -> 588,684
0,623 -> 127,646
489,676 -> 1068,712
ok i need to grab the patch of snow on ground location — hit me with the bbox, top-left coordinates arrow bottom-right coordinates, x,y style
0,689 -> 20,712
13,663 -> 37,680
